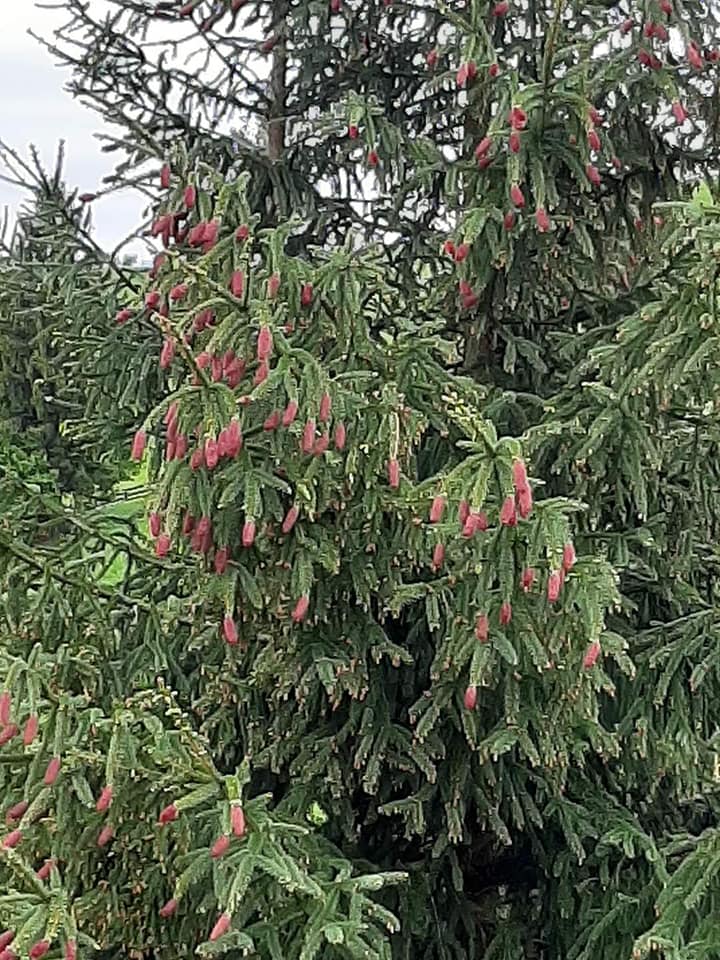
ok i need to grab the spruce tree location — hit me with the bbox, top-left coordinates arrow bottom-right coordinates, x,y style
0,2 -> 718,959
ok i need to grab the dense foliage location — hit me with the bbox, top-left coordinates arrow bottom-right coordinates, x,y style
0,2 -> 719,959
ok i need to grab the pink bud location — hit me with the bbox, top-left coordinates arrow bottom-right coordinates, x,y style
264,410 -> 281,431
235,224 -> 249,242
29,942 -> 50,960
96,785 -> 113,813
587,128 -> 601,152
231,805 -> 246,837
0,934 -> 14,953
6,801 -> 28,823
155,533 -> 171,558
149,512 -> 162,539
23,715 -> 38,747
499,495 -> 517,526
160,898 -> 178,918
131,430 -> 146,461
169,283 -> 188,303
43,756 -> 61,786
214,547 -> 229,575
0,693 -> 9,727
458,500 -> 470,526
562,542 -> 576,573
586,163 -> 601,186
211,834 -> 230,859
64,940 -> 77,960
300,283 -> 314,307
230,270 -> 245,298
302,419 -> 316,454
431,543 -> 445,571
0,726 -> 18,747
319,392 -> 332,423
672,100 -> 687,125
158,803 -> 178,826
210,913 -> 231,942
510,183 -> 525,208
583,641 -> 601,669
278,505 -> 299,535
516,485 -> 533,519
242,521 -> 256,548
292,596 -> 309,623
3,829 -> 22,849
547,571 -> 562,603
223,616 -> 238,646
160,163 -> 171,188
387,459 -> 400,488
254,360 -> 269,385
464,685 -> 478,710
97,824 -> 114,847
36,859 -> 54,881
334,422 -> 346,451
521,567 -> 535,592
267,274 -> 281,299
499,601 -> 512,626
535,207 -> 550,232
475,614 -> 489,643
429,496 -> 445,524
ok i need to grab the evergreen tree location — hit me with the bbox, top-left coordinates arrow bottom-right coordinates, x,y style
0,1 -> 718,959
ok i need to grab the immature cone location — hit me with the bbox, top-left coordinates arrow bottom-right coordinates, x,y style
0,693 -> 9,727
475,136 -> 492,159
300,283 -> 313,306
426,48 -> 438,68
510,183 -> 525,208
464,685 -> 478,711
230,270 -> 245,298
131,430 -> 146,461
211,834 -> 230,859
503,210 -> 515,231
182,512 -> 195,537
387,458 -> 400,488
562,542 -> 576,573
235,224 -> 249,242
547,571 -> 562,603
64,940 -> 77,960
429,496 -> 446,523
334,422 -> 346,451
183,184 -> 196,208
672,100 -> 687,125
231,805 -> 246,838
159,338 -> 175,370
267,274 -> 281,299
254,360 -> 269,386
36,859 -> 54,881
292,596 -> 309,623
516,485 -> 533,519
29,942 -> 50,960
158,803 -> 178,826
223,616 -> 238,646
347,123 -> 358,138
0,933 -> 14,952
319,392 -> 332,423
210,913 -> 231,942
44,756 -> 61,786
214,547 -> 229,575
499,496 -> 517,526
499,601 -> 512,626
521,567 -> 535,592
508,131 -> 521,154
257,325 -> 273,361
454,243 -> 470,263
169,283 -> 188,302
313,433 -> 330,457
159,898 -> 178,918
97,824 -> 114,847
587,128 -> 601,152
458,500 -> 470,526
149,512 -> 161,538
535,207 -> 550,232
155,533 -> 171,558
2,830 -> 22,849
145,289 -> 160,310
23,715 -> 38,746
509,106 -> 527,131
475,614 -> 489,643
302,419 -> 316,454
242,521 -> 256,548
586,163 -> 601,186
160,163 -> 171,188
6,801 -> 28,823
583,641 -> 601,669
0,725 -> 17,746
282,401 -> 298,427
96,785 -> 113,813
367,149 -> 379,167
443,240 -> 456,258
282,506 -> 299,534
264,411 -> 281,431
431,543 -> 445,571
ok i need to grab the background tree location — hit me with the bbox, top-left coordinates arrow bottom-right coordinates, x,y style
0,1 -> 718,959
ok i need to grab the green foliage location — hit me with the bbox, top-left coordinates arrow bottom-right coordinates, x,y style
0,1 -> 719,959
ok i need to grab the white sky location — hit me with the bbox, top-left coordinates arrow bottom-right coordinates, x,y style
0,3 -> 145,256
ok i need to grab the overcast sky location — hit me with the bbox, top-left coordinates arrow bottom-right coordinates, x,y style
0,3 -> 145,255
